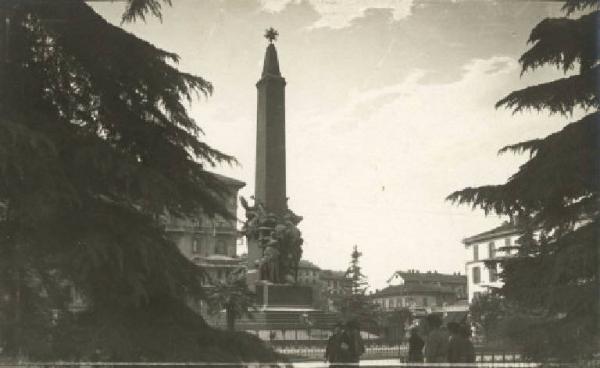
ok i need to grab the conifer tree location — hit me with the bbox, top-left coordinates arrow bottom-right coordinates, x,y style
0,0 -> 277,361
448,0 -> 599,360
337,246 -> 378,327
346,246 -> 368,296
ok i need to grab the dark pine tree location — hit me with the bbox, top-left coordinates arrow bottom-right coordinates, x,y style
447,0 -> 599,361
337,246 -> 379,329
0,0 -> 279,362
347,246 -> 368,296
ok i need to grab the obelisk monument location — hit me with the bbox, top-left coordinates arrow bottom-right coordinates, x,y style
247,28 -> 287,268
255,27 -> 287,214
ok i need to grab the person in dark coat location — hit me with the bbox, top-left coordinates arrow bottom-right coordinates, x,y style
424,314 -> 449,363
408,327 -> 425,362
447,322 -> 476,363
325,325 -> 343,364
336,327 -> 355,367
346,319 -> 365,364
325,323 -> 356,367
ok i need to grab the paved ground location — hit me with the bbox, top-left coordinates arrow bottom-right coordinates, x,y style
291,360 -> 399,367
290,362 -> 539,368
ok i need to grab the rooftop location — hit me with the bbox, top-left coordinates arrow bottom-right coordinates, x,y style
320,269 -> 347,280
298,259 -> 320,270
390,270 -> 467,284
463,221 -> 520,245
372,283 -> 457,298
208,172 -> 246,189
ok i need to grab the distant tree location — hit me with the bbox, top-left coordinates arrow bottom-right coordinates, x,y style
0,0 -> 280,361
448,0 -> 599,360
206,269 -> 256,332
346,246 -> 368,295
336,246 -> 379,328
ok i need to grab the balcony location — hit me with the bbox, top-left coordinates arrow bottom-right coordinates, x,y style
165,223 -> 238,235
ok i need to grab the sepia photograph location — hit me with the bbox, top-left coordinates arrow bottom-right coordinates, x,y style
0,0 -> 597,367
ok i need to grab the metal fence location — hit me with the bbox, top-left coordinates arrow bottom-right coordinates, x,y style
277,345 -> 406,360
276,346 -> 526,363
243,329 -> 381,346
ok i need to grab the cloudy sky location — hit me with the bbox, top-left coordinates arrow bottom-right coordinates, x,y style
92,0 -> 569,289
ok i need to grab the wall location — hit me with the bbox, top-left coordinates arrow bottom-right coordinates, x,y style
297,267 -> 320,285
164,181 -> 243,285
465,234 -> 520,302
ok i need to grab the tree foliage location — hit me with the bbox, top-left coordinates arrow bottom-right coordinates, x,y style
206,268 -> 256,332
346,246 -> 368,295
336,246 -> 379,328
0,0 -> 278,361
448,0 -> 599,360
469,293 -> 507,342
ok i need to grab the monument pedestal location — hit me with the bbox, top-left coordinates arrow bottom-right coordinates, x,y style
255,283 -> 313,309
232,282 -> 339,337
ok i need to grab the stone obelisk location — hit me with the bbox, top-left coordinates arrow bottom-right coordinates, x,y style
255,28 -> 287,215
248,28 -> 287,269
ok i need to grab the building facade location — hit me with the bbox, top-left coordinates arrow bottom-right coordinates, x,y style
163,173 -> 246,285
462,221 -> 521,302
388,270 -> 468,300
372,270 -> 468,317
297,259 -> 321,285
296,261 -> 350,311
320,269 -> 350,297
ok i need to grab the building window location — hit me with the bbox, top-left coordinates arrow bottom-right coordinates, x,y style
505,237 -> 511,247
215,240 -> 226,255
473,244 -> 479,261
192,239 -> 200,254
472,267 -> 481,284
423,297 -> 428,307
489,265 -> 499,282
488,241 -> 496,259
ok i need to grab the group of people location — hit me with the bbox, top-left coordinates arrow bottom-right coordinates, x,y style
324,320 -> 365,366
408,314 -> 475,363
323,314 -> 474,366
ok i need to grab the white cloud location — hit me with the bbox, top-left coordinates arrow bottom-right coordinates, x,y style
259,0 -> 414,28
285,55 -> 568,288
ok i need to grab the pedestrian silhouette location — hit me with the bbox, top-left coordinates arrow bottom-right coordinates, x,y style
408,327 -> 425,362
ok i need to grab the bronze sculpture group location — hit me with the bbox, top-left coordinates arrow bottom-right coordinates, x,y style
241,196 -> 303,284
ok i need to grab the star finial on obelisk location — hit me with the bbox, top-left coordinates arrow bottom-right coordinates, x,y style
264,27 -> 278,43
